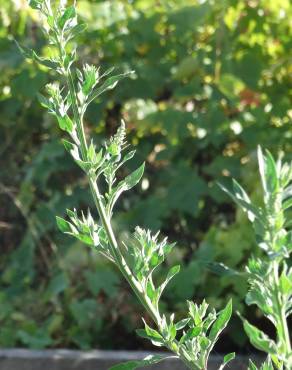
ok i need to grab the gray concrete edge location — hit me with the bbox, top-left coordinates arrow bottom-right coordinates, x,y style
0,349 -> 262,370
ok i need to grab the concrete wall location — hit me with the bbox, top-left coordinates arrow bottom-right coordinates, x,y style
0,349 -> 261,370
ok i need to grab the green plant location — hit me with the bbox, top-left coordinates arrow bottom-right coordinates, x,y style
248,357 -> 274,370
221,147 -> 292,370
19,0 -> 235,369
2,0 -> 291,351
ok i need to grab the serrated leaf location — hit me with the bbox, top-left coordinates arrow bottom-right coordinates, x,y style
243,319 -> 277,354
209,300 -> 232,342
109,355 -> 169,370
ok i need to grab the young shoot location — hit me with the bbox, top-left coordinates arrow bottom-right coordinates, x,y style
221,147 -> 292,370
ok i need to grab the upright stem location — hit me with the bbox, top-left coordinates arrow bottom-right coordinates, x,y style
272,261 -> 291,358
64,60 -> 196,370
267,196 -> 291,361
64,62 -> 162,325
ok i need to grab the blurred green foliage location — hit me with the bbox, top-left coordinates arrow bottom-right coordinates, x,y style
0,0 -> 291,351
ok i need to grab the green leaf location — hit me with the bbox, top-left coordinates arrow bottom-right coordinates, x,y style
166,265 -> 180,281
248,360 -> 259,370
136,329 -> 164,346
87,71 -> 133,105
84,268 -> 120,297
243,319 -> 277,354
258,146 -> 267,194
123,163 -> 145,190
219,180 -> 260,222
283,197 -> 292,211
28,0 -> 43,10
136,322 -> 164,346
280,271 -> 292,295
264,150 -> 278,195
283,185 -> 292,201
219,352 -> 235,370
15,42 -> 58,69
207,262 -> 240,277
217,73 -> 245,99
180,326 -> 202,343
46,273 -> 69,298
246,289 -> 272,316
56,114 -> 73,133
109,355 -> 169,370
56,216 -> 71,233
63,141 -> 91,173
62,139 -> 75,153
58,6 -> 76,29
175,318 -> 190,331
74,233 -> 94,245
37,93 -> 51,109
67,23 -> 87,41
257,146 -> 278,196
143,321 -> 164,341
248,358 -> 274,370
17,329 -> 52,349
209,300 -> 232,342
82,65 -> 99,96
159,265 -> 180,297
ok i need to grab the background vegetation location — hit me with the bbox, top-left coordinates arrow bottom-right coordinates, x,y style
0,0 -> 291,353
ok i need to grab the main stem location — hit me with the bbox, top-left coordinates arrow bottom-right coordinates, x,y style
267,195 -> 291,362
272,261 -> 291,358
66,69 -> 160,322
